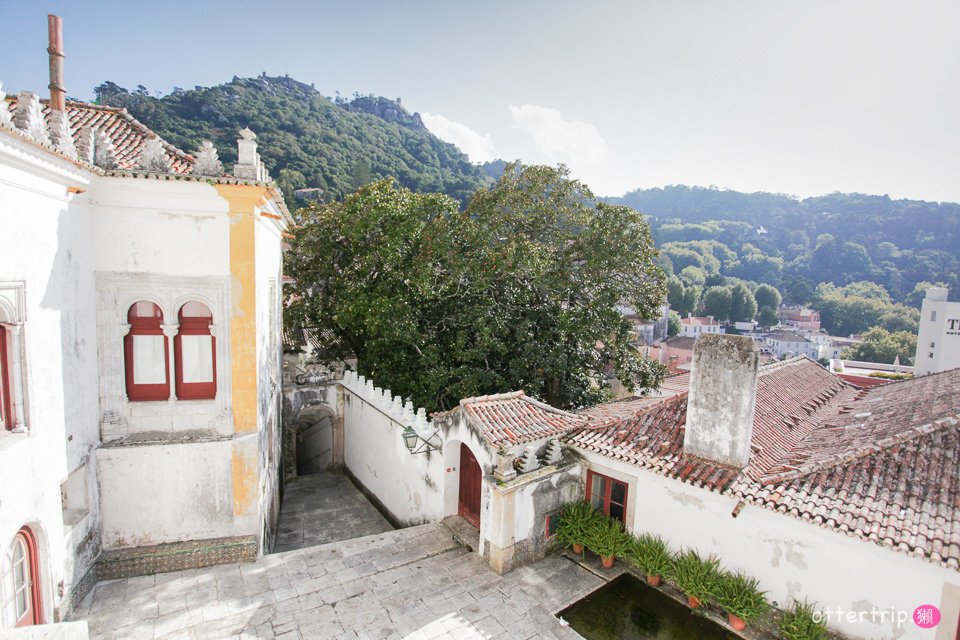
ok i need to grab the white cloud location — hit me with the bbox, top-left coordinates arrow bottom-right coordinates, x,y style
421,113 -> 497,163
508,104 -> 607,165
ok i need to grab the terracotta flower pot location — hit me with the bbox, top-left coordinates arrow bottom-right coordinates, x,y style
727,612 -> 747,631
687,595 -> 701,609
646,575 -> 661,587
601,555 -> 615,568
572,543 -> 584,554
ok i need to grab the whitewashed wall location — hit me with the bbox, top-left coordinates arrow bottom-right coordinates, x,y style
0,134 -> 100,624
339,372 -> 446,525
95,435 -> 257,547
578,450 -> 960,640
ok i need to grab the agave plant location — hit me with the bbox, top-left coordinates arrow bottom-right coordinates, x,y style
625,533 -> 673,584
715,570 -> 769,629
584,516 -> 630,566
779,600 -> 828,640
554,501 -> 603,551
671,548 -> 721,607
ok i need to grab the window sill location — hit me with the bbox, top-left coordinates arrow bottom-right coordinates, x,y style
0,428 -> 29,453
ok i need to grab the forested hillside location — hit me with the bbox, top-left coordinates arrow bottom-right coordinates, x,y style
94,75 -> 490,203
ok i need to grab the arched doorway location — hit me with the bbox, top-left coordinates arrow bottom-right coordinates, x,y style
3,527 -> 42,627
458,444 -> 482,528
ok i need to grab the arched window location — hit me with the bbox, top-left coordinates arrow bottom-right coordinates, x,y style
1,528 -> 42,626
123,301 -> 169,401
174,302 -> 216,400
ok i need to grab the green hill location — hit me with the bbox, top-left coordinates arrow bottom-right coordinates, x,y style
94,75 -> 490,204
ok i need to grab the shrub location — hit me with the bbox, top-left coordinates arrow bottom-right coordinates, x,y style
554,501 -> 603,549
584,517 -> 630,558
779,600 -> 828,640
715,571 -> 769,622
671,549 -> 721,603
625,533 -> 673,579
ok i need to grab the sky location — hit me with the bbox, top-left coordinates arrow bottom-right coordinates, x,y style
1,0 -> 957,202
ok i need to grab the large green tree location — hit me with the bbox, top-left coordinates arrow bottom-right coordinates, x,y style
286,164 -> 667,411
841,327 -> 917,365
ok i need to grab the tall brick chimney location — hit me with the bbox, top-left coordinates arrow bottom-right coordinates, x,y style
683,334 -> 759,469
47,14 -> 65,112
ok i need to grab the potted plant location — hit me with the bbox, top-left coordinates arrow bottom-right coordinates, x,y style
671,549 -> 720,609
585,517 -> 629,568
715,570 -> 769,630
779,600 -> 827,640
554,501 -> 600,554
625,533 -> 673,586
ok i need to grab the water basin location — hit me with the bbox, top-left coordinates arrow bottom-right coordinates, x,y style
558,573 -> 739,640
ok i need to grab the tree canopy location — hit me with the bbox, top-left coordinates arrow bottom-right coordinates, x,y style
286,164 -> 667,412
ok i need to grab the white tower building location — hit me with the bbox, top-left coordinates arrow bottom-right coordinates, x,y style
914,287 -> 960,375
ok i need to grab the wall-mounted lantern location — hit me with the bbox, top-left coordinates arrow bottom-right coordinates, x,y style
402,425 -> 440,454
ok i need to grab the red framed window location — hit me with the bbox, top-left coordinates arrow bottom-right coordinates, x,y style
174,302 -> 216,400
587,470 -> 628,524
0,328 -> 12,430
123,302 -> 170,401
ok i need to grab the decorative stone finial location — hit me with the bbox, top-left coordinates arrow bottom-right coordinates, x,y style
13,91 -> 49,144
47,110 -> 77,160
76,126 -> 95,163
0,82 -> 12,127
137,137 -> 171,173
494,447 -> 517,482
233,127 -> 262,180
191,140 -> 223,177
518,445 -> 540,474
544,439 -> 562,466
94,128 -> 118,170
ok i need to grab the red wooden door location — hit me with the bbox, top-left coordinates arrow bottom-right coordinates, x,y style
458,444 -> 482,528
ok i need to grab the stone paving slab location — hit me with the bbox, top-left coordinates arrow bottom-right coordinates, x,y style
274,472 -> 395,553
71,524 -> 602,640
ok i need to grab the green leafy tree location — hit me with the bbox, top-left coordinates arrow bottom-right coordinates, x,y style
286,165 -> 667,412
702,286 -> 733,322
753,284 -> 782,311
841,328 -> 917,365
668,311 -> 682,337
757,306 -> 779,328
729,283 -> 758,322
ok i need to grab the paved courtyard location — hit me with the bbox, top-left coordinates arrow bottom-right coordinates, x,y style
274,472 -> 395,553
72,524 -> 603,639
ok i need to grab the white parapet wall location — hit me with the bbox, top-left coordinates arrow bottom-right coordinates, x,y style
339,371 -> 445,525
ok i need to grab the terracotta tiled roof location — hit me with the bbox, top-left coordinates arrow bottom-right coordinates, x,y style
765,330 -> 811,343
663,336 -> 696,350
448,391 -> 588,450
5,97 -> 194,173
658,372 -> 690,395
566,358 -> 960,569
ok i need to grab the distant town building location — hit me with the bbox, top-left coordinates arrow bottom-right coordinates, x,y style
777,305 -> 821,332
764,330 -> 819,359
621,303 -> 670,346
660,335 -> 697,371
915,287 -> 960,376
679,314 -> 723,338
830,358 -> 914,388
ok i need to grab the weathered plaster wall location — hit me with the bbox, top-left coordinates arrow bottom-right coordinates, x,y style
483,462 -> 583,574
577,449 -> 960,640
340,378 -> 446,525
95,435 -> 258,548
0,135 -> 101,624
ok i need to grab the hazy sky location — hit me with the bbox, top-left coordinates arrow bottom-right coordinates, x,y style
1,1 -> 957,201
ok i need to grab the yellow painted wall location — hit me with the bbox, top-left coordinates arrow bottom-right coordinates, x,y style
216,184 -> 270,518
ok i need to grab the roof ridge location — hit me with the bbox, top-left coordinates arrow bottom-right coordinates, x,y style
758,355 -> 811,375
761,415 -> 959,486
459,390 -> 525,406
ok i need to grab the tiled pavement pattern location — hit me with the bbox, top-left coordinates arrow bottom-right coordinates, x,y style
274,473 -> 395,553
72,523 -> 602,640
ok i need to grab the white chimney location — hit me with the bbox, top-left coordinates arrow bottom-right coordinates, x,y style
233,127 -> 263,180
684,334 -> 759,469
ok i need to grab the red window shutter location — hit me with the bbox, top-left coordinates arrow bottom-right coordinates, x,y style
174,302 -> 216,400
124,302 -> 170,402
